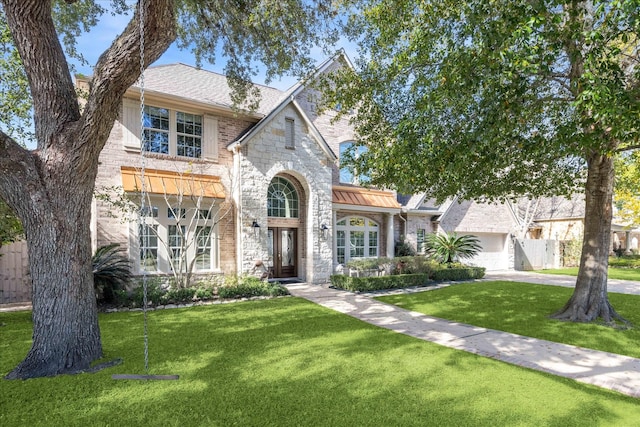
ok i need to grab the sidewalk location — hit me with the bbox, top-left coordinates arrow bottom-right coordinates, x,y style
286,275 -> 640,399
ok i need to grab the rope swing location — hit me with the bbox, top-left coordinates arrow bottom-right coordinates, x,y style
112,1 -> 179,381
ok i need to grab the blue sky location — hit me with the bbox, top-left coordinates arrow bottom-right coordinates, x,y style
70,7 -> 356,91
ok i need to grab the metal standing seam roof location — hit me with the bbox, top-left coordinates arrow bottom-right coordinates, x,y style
121,166 -> 225,199
332,185 -> 401,209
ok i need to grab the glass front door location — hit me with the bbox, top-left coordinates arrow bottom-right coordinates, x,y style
267,227 -> 297,278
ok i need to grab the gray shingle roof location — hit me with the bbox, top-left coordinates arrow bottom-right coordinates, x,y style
136,63 -> 286,116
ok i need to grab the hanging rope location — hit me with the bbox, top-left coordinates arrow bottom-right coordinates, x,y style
137,0 -> 150,374
112,0 -> 178,382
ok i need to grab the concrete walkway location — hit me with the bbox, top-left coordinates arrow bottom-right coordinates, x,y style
286,272 -> 640,399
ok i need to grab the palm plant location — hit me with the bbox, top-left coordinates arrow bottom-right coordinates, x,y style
425,232 -> 482,265
93,243 -> 133,304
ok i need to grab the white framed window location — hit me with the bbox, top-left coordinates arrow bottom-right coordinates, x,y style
134,199 -> 219,274
335,216 -> 379,264
143,106 -> 202,158
123,100 -> 217,160
267,177 -> 299,218
139,223 -> 158,271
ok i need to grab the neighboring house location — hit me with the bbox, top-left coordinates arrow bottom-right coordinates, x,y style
88,51 -> 518,286
398,195 -> 518,270
521,195 -> 640,252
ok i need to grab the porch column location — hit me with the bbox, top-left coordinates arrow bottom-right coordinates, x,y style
386,213 -> 395,258
626,231 -> 632,254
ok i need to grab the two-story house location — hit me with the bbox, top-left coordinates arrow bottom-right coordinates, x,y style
89,51 -> 518,285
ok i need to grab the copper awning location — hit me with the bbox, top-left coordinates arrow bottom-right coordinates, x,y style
332,185 -> 400,209
121,166 -> 225,199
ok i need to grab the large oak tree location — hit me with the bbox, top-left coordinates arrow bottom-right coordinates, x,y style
0,0 -> 337,379
328,0 -> 640,323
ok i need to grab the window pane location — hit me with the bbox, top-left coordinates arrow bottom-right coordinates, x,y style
176,112 -> 202,158
143,106 -> 169,130
139,224 -> 158,271
143,129 -> 169,154
267,177 -> 299,218
350,231 -> 365,258
196,226 -> 212,270
350,217 -> 365,227
168,207 -> 186,219
168,225 -> 185,272
369,231 -> 378,257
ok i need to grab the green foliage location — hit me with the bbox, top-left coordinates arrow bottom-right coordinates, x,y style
346,257 -> 392,271
609,255 -> 640,269
430,267 -> 486,282
130,278 -> 166,307
394,236 -> 415,256
92,243 -> 133,304
327,1 -> 640,201
330,273 -> 432,292
0,199 -> 22,247
560,239 -> 582,267
5,298 -> 640,425
614,151 -> 640,227
392,256 -> 439,274
218,275 -> 289,299
425,233 -> 482,264
331,263 -> 485,292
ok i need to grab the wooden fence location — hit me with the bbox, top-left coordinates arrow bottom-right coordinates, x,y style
0,240 -> 31,303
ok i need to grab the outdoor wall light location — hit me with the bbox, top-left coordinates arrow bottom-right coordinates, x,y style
320,223 -> 329,240
251,220 -> 260,237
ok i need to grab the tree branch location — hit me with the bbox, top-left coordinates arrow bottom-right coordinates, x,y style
2,0 -> 80,149
0,129 -> 40,213
78,0 -> 177,161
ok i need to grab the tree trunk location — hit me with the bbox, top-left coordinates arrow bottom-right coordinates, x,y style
552,153 -> 623,323
5,174 -> 101,379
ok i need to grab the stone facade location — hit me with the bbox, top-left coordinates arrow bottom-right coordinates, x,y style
90,54 -> 521,288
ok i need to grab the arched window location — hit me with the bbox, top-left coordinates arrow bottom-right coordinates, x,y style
267,177 -> 299,218
335,216 -> 379,264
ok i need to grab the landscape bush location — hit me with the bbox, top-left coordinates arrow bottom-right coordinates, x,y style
101,275 -> 288,309
332,256 -> 486,292
330,273 -> 432,292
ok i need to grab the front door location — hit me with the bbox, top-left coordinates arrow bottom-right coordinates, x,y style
268,227 -> 297,278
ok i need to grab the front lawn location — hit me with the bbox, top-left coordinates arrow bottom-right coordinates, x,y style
537,267 -> 640,281
2,297 -> 640,426
376,281 -> 640,358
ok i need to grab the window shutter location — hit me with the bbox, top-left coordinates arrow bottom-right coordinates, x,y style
202,114 -> 219,160
122,99 -> 141,150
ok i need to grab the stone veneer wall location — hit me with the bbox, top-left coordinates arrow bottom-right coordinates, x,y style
237,104 -> 333,283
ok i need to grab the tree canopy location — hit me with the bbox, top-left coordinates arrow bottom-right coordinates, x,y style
327,0 -> 640,323
0,0 -> 340,379
328,0 -> 639,201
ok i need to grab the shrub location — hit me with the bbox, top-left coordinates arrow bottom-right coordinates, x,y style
430,267 -> 486,281
392,256 -> 439,274
330,273 -> 432,292
425,232 -> 482,264
561,239 -> 582,267
130,277 -> 166,307
218,275 -> 289,299
93,243 -> 133,304
395,236 -> 416,257
164,287 -> 197,304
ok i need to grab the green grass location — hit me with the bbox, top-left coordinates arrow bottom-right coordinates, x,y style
2,297 -> 640,426
537,267 -> 640,281
377,281 -> 640,358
